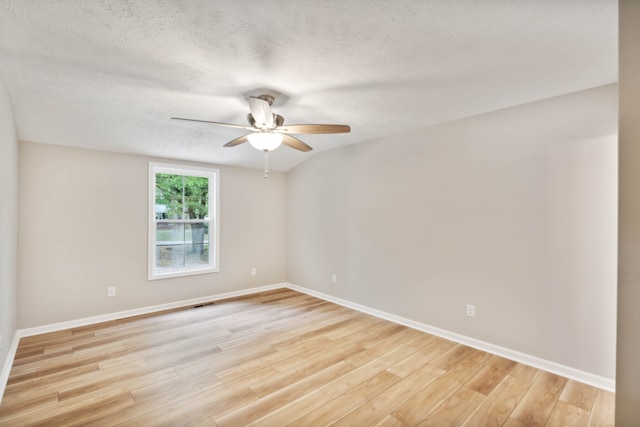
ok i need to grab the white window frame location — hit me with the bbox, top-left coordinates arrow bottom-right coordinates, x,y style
148,162 -> 220,280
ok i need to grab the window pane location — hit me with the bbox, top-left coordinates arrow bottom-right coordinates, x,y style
156,223 -> 185,269
156,244 -> 185,269
183,176 -> 209,219
155,174 -> 209,220
186,223 -> 209,267
155,173 -> 184,220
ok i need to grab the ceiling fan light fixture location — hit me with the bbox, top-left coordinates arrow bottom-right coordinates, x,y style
247,132 -> 283,151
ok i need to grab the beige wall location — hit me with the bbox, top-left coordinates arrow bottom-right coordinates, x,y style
17,141 -> 288,328
0,78 -> 18,370
616,0 -> 640,423
288,84 -> 618,380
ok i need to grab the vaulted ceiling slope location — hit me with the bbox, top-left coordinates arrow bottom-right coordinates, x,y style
0,0 -> 617,171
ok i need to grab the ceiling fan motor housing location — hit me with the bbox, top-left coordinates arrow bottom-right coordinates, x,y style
247,113 -> 284,128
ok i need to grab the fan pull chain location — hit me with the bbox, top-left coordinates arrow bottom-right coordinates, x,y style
263,149 -> 270,179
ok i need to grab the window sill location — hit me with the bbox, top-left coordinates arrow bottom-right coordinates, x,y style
148,266 -> 220,281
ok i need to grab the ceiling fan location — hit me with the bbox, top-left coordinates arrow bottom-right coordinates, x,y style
172,93 -> 350,149
172,94 -> 350,177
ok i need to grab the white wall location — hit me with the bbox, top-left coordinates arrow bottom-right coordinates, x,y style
17,142 -> 288,328
288,84 -> 618,380
0,79 -> 18,375
617,0 -> 640,423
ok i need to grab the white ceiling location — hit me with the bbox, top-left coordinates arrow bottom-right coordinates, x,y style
0,0 -> 617,172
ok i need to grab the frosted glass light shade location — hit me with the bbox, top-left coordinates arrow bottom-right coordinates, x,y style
247,132 -> 283,151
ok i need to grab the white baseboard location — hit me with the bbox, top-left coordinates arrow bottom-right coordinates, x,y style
18,283 -> 286,338
0,332 -> 20,406
1,281 -> 615,404
285,283 -> 616,392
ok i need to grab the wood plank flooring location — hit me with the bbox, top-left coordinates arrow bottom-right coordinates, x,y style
0,289 -> 615,426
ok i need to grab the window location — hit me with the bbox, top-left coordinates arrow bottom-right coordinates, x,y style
149,163 -> 219,280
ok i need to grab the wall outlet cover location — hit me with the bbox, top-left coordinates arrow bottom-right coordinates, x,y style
466,304 -> 475,317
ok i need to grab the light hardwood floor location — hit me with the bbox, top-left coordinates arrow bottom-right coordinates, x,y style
0,289 -> 614,426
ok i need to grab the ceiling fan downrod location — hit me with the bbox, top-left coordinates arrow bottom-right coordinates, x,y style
263,149 -> 270,179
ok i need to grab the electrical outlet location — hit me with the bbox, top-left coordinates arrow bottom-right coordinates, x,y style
331,274 -> 337,284
107,286 -> 116,297
251,267 -> 257,276
466,304 -> 475,317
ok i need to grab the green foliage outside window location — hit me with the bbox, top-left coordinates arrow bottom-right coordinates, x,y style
155,173 -> 209,220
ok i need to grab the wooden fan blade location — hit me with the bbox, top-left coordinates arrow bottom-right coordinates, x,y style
276,124 -> 351,134
249,97 -> 274,127
223,134 -> 249,147
281,134 -> 313,152
171,117 -> 253,130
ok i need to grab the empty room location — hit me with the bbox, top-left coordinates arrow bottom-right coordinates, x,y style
1,0 -> 639,426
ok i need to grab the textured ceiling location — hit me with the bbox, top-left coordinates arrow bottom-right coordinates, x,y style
0,0 -> 617,171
